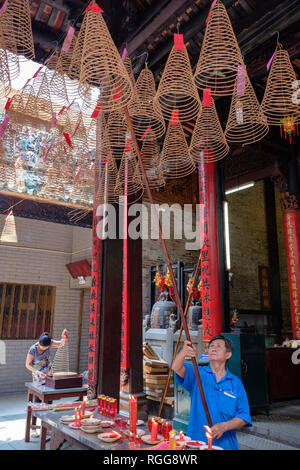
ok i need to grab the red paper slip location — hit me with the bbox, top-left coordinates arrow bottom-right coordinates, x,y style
170,109 -> 179,125
203,88 -> 211,107
174,34 -> 185,51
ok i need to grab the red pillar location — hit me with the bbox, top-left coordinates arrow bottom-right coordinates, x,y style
283,209 -> 300,339
87,195 -> 102,398
198,156 -> 222,342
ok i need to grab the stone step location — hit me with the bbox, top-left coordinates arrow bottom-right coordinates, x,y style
237,432 -> 299,450
239,418 -> 300,449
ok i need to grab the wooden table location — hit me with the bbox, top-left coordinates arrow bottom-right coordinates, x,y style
25,382 -> 88,446
31,409 -> 151,450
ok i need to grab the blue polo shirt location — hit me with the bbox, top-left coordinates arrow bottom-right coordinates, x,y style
175,364 -> 252,450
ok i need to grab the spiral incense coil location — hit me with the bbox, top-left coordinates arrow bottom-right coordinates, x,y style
154,37 -> 201,122
0,48 -> 11,88
225,65 -> 269,144
115,144 -> 144,199
190,97 -> 229,162
22,71 -> 54,123
261,48 -> 300,126
128,67 -> 165,141
46,51 -> 70,109
95,156 -> 119,205
0,0 -> 34,63
161,121 -> 195,179
124,55 -> 136,88
69,9 -> 133,111
194,0 -> 244,96
50,339 -> 70,375
106,108 -> 128,159
140,138 -> 165,188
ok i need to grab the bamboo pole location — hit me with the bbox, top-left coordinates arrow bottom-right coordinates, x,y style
158,254 -> 202,417
123,106 -> 213,428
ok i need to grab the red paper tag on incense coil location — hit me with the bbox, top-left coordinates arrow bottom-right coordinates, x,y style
174,33 -> 185,51
170,109 -> 179,125
58,106 -> 66,116
203,88 -> 211,107
63,133 -> 73,148
92,3 -> 104,13
91,103 -> 102,118
4,98 -> 12,110
206,0 -> 217,24
113,88 -> 120,101
33,66 -> 43,78
124,139 -> 132,153
140,125 -> 151,141
84,1 -> 103,13
103,151 -> 113,163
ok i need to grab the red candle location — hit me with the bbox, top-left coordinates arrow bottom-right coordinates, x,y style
78,406 -> 82,425
204,425 -> 213,450
74,408 -> 78,425
151,418 -> 158,441
82,401 -> 86,416
129,395 -> 137,435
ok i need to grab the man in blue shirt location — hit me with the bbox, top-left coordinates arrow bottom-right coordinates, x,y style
172,335 -> 252,450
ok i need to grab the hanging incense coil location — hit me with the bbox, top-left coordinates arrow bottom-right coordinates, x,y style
128,67 -> 165,141
0,48 -> 11,88
106,108 -> 127,159
225,65 -> 269,145
161,121 -> 195,179
154,35 -> 201,122
46,51 -> 70,109
0,0 -> 34,63
140,137 -> 165,188
115,142 -> 144,200
95,156 -> 119,205
190,97 -> 229,162
21,71 -> 54,124
194,0 -> 244,96
261,48 -> 300,126
69,9 -> 133,110
123,55 -> 136,88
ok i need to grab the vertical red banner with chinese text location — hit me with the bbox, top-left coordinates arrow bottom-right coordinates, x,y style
120,156 -> 130,386
198,155 -> 222,341
87,161 -> 102,397
283,209 -> 300,339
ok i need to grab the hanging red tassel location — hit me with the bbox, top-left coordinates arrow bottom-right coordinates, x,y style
280,126 -> 282,138
297,124 -> 299,136
289,134 -> 292,144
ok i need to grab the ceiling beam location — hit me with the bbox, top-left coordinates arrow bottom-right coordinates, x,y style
239,0 -> 300,57
126,0 -> 195,56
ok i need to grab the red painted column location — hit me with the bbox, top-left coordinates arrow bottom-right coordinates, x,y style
283,209 -> 300,339
198,155 -> 222,342
120,157 -> 130,387
87,174 -> 102,398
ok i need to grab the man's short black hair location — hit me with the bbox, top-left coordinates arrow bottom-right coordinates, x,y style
208,335 -> 234,354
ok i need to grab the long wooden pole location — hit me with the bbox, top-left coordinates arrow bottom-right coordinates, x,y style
123,106 -> 213,428
158,253 -> 202,417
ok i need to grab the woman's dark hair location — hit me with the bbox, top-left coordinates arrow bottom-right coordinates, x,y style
38,332 -> 52,347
